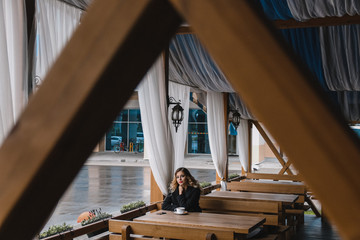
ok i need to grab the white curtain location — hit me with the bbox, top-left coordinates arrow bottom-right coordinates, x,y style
169,34 -> 234,92
34,0 -> 81,90
0,0 -> 27,145
287,0 -> 360,21
168,82 -> 190,171
237,119 -> 249,172
138,58 -> 174,195
207,92 -> 227,190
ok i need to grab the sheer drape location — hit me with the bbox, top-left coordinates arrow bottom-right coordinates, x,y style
228,93 -> 254,120
34,0 -> 81,90
287,0 -> 360,21
0,0 -> 27,145
237,119 -> 249,172
138,58 -> 174,195
320,25 -> 360,91
168,82 -> 190,171
207,92 -> 227,189
169,34 -> 234,92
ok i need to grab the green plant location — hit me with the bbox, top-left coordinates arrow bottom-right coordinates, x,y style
39,223 -> 73,239
199,181 -> 211,188
228,173 -> 240,180
81,208 -> 112,226
120,200 -> 146,213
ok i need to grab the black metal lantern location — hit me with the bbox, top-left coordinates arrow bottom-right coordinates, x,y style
231,110 -> 241,130
168,97 -> 184,132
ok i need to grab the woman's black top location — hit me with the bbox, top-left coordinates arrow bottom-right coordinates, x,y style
162,186 -> 202,212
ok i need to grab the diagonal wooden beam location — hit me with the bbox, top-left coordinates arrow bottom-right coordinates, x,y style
0,0 -> 182,239
278,159 -> 292,175
253,121 -> 293,175
169,1 -> 360,239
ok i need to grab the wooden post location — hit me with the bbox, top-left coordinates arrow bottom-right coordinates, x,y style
247,120 -> 252,173
150,170 -> 164,203
216,93 -> 229,185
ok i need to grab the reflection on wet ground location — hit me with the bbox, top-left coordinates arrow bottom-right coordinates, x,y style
42,165 -> 218,231
42,165 -> 342,240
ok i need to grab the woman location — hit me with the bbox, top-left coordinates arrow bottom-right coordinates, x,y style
162,167 -> 202,212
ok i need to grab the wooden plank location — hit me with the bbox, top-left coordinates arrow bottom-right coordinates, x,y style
227,181 -> 305,196
274,14 -> 360,29
200,196 -> 279,214
109,220 -> 234,240
246,173 -> 302,182
247,121 -> 252,173
0,0 -> 182,239
25,0 -> 35,42
253,121 -> 293,175
169,1 -> 360,239
150,170 -> 164,203
176,15 -> 360,34
134,210 -> 265,234
207,190 -> 298,205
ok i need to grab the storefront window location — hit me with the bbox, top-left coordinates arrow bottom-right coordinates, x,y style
188,109 -> 210,154
106,109 -> 143,152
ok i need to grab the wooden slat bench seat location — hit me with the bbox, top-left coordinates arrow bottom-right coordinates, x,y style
226,180 -> 307,227
108,220 -> 234,240
199,196 -> 282,226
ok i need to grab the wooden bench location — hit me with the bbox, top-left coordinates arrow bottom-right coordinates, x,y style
200,196 -> 283,226
108,220 -> 234,240
227,180 -> 307,227
244,174 -> 321,218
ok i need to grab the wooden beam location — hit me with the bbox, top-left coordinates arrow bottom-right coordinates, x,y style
176,15 -> 360,35
150,170 -> 164,203
253,121 -> 293,175
217,93 -> 229,183
0,0 -> 182,239
25,0 -> 35,43
247,120 -> 252,173
274,14 -> 360,29
169,1 -> 360,239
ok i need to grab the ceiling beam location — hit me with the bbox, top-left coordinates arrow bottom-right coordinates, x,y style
176,14 -> 360,35
274,14 -> 360,29
0,0 -> 181,238
169,0 -> 360,239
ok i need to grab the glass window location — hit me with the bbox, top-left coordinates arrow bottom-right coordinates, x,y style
129,109 -> 141,122
114,110 -> 128,122
188,109 -> 210,154
106,109 -> 143,152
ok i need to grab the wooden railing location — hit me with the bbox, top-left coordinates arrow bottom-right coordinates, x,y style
40,183 -> 221,240
40,203 -> 160,240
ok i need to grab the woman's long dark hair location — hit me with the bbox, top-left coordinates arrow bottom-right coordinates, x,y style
169,167 -> 201,192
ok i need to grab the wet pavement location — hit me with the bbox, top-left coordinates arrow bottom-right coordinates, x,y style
41,163 -> 221,232
40,153 -> 342,239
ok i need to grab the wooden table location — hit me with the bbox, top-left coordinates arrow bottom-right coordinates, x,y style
134,210 -> 265,235
207,190 -> 298,207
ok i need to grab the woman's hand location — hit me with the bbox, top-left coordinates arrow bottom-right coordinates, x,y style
178,185 -> 183,195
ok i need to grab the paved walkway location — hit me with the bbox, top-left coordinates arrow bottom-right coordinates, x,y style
86,152 -> 243,170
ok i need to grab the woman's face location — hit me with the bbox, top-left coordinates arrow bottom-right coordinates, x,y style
176,171 -> 187,186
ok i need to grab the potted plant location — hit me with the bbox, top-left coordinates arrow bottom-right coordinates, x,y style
39,223 -> 73,239
80,208 -> 112,238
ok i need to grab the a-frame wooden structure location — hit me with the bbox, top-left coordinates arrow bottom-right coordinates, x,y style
1,1 -> 360,239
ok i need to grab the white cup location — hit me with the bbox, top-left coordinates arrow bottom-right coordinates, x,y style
174,207 -> 185,214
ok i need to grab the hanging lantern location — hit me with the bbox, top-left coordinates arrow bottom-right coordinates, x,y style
171,103 -> 184,132
231,110 -> 241,130
168,97 -> 184,132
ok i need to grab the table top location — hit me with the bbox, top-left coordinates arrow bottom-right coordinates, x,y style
207,191 -> 298,205
134,210 -> 265,234
244,179 -> 304,186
